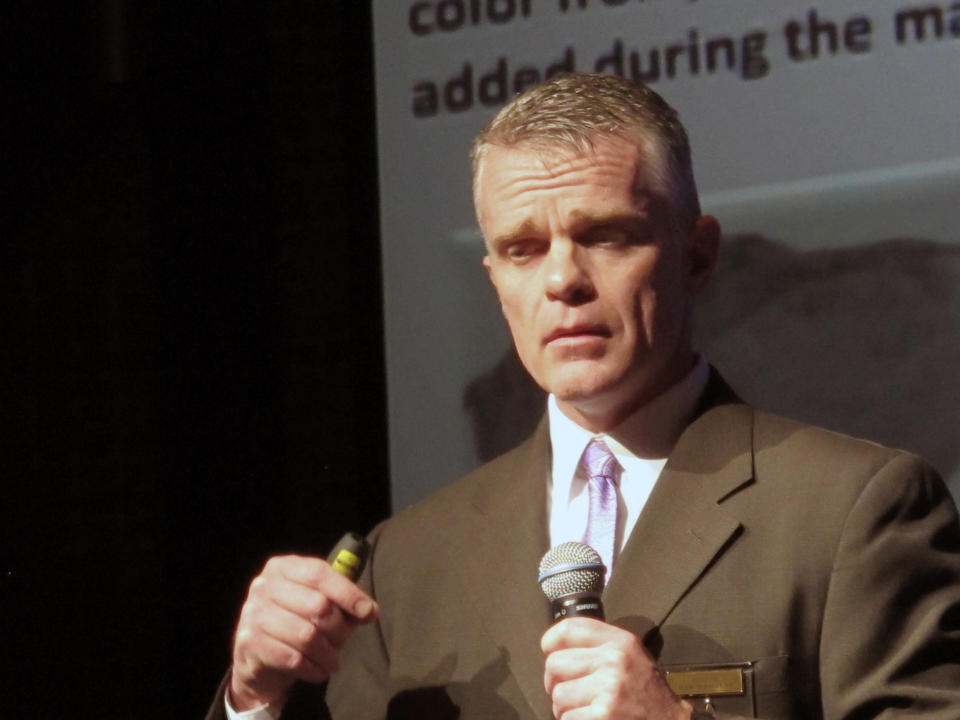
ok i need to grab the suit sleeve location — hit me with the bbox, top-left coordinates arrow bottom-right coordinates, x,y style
818,452 -> 960,718
203,672 -> 231,720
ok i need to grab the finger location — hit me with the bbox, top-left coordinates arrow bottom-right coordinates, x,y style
550,672 -> 611,717
272,594 -> 355,651
260,576 -> 355,648
235,625 -> 335,685
541,617 -> 612,653
543,647 -> 597,694
263,555 -> 378,621
552,705 -> 601,720
243,600 -> 343,677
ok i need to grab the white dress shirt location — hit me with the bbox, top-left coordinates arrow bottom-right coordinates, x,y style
226,357 -> 710,720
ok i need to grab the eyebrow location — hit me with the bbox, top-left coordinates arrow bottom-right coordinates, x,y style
567,209 -> 646,225
566,210 -> 650,236
489,219 -> 541,249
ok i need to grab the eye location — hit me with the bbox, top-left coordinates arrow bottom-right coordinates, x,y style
503,239 -> 545,262
580,220 -> 651,248
582,225 -> 630,247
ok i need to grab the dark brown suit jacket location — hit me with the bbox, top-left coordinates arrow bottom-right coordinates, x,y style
208,376 -> 960,719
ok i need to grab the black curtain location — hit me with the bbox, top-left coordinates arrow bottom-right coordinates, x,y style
5,2 -> 389,717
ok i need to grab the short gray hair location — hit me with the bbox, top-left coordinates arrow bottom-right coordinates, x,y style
472,73 -> 701,227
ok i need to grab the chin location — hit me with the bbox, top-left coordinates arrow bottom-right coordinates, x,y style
546,370 -> 622,405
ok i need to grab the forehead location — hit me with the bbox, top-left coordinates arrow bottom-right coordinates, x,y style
478,134 -> 647,183
476,136 -> 656,228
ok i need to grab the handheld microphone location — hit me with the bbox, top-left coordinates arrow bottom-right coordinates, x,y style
538,541 -> 606,622
326,531 -> 370,582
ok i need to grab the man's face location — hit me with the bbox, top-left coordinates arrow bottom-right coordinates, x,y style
478,135 -> 716,429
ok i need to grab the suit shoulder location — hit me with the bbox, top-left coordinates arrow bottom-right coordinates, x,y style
754,409 -> 908,468
720,409 -> 953,574
750,409 -> 942,500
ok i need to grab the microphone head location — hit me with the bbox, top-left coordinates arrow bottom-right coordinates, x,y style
537,541 -> 606,602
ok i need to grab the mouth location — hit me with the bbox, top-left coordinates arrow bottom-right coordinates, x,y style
543,325 -> 610,345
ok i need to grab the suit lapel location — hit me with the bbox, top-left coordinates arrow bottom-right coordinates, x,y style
453,419 -> 555,720
605,377 -> 754,630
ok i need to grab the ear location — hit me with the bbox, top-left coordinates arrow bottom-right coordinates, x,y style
482,253 -> 509,314
482,253 -> 497,289
685,214 -> 720,297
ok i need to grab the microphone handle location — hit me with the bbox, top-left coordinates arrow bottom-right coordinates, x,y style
551,591 -> 605,622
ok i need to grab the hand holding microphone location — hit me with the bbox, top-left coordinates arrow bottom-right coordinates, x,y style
228,534 -> 377,712
538,542 -> 693,720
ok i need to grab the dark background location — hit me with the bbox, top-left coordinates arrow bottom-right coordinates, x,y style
6,2 -> 389,717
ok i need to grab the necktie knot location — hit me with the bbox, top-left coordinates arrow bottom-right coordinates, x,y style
582,439 -> 619,484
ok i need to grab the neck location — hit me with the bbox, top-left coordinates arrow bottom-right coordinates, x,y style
555,353 -> 698,434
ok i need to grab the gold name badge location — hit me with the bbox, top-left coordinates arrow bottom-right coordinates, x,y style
664,664 -> 748,698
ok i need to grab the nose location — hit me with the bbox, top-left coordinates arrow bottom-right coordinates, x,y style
544,239 -> 595,305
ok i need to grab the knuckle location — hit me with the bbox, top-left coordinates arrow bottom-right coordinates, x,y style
298,621 -> 319,645
236,649 -> 267,684
314,594 -> 333,619
247,576 -> 269,601
550,679 -> 567,703
263,554 -> 295,575
250,575 -> 268,591
234,626 -> 265,660
249,654 -> 266,674
234,627 -> 254,649
611,648 -> 629,671
236,603 -> 253,626
282,647 -> 306,673
310,564 -> 332,588
237,654 -> 261,680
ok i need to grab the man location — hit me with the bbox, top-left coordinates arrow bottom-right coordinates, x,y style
208,73 -> 960,720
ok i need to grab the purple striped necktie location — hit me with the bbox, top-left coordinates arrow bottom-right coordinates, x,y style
580,438 -> 621,581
